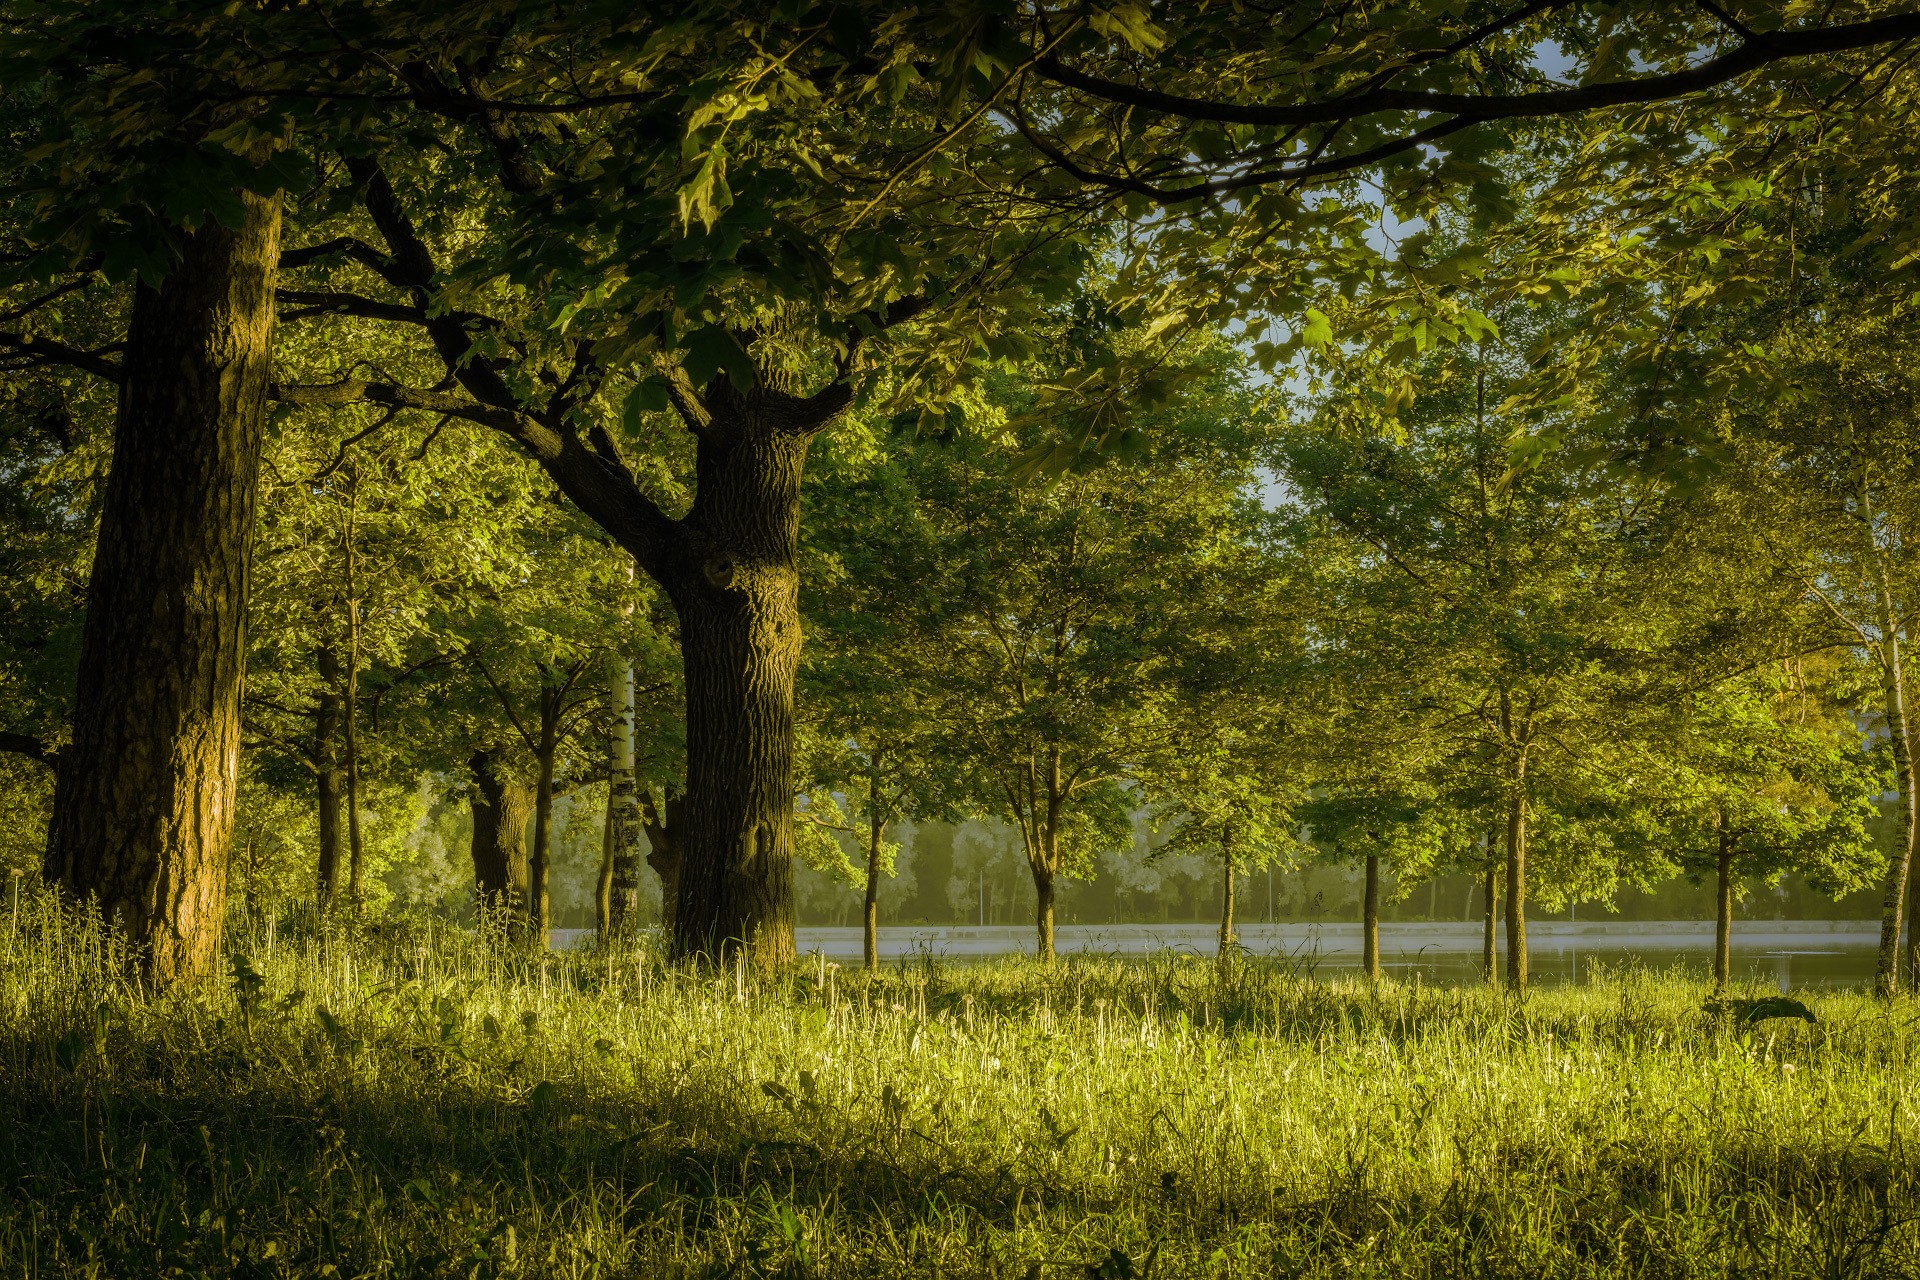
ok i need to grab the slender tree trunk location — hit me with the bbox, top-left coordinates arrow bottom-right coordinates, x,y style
1482,862 -> 1499,988
664,390 -> 843,967
528,688 -> 559,949
315,646 -> 343,911
1505,792 -> 1528,993
342,601 -> 365,914
468,749 -> 531,925
1876,612 -> 1916,999
1362,853 -> 1381,981
1714,813 -> 1734,993
1218,826 -> 1236,954
1907,850 -> 1920,994
863,751 -> 886,971
43,189 -> 281,984
605,660 -> 641,938
596,791 -> 614,938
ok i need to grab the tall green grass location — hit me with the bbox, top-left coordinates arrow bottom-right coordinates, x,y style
2,899 -> 1916,1278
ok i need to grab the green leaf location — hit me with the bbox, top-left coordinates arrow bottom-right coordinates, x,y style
679,327 -> 756,393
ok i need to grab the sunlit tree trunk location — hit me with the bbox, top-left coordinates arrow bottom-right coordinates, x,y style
660,386 -> 855,967
43,189 -> 281,984
1362,853 -> 1381,981
605,660 -> 641,938
1504,791 -> 1528,993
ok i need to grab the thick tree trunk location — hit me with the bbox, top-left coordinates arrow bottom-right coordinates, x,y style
468,749 -> 530,924
1482,863 -> 1499,988
1033,865 -> 1056,961
1218,830 -> 1236,954
641,791 -> 685,936
605,661 -> 641,939
1505,792 -> 1528,993
1362,853 -> 1381,981
314,647 -> 343,910
1715,815 -> 1734,992
664,393 -> 829,967
1876,625 -> 1916,999
43,190 -> 281,984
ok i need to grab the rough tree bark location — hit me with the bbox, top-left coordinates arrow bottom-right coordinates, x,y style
655,384 -> 849,967
1505,791 -> 1529,993
1714,813 -> 1735,993
1362,853 -> 1381,981
43,190 -> 281,984
468,748 -> 531,924
642,790 -> 685,936
604,660 -> 641,939
315,646 -> 343,911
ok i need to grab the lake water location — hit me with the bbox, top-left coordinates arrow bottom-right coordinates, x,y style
555,921 -> 1884,990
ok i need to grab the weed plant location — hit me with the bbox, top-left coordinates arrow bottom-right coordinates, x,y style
2,898 -> 1917,1278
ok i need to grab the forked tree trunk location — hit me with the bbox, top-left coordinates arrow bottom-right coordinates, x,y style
1482,863 -> 1499,988
1033,864 -> 1057,960
43,190 -> 282,984
1505,792 -> 1529,992
1714,815 -> 1734,992
605,660 -> 642,939
315,646 -> 343,910
1876,617 -> 1916,999
862,752 -> 886,972
469,748 -> 531,924
1362,853 -> 1381,981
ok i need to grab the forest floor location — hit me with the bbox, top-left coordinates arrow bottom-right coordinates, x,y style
2,902 -> 1917,1279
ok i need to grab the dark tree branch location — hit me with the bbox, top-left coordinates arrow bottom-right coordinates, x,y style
277,236 -> 406,285
1034,11 -> 1920,128
0,732 -> 55,766
0,330 -> 122,383
277,288 -> 428,326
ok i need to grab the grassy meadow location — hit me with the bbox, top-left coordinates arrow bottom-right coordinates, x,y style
3,901 -> 1918,1279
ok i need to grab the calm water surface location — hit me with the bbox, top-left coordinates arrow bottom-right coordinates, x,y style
554,921 -> 1881,990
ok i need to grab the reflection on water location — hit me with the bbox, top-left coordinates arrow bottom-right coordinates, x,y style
791,922 -> 1884,991
551,921 -> 1883,990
